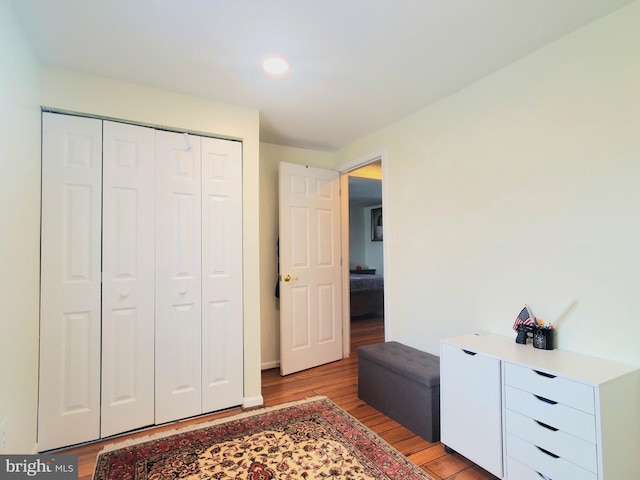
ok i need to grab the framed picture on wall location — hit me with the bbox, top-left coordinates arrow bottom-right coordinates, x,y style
371,207 -> 383,241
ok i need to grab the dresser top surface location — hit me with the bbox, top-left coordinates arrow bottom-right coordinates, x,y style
441,333 -> 639,385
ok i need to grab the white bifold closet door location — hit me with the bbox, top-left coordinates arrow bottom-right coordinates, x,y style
155,131 -> 204,423
155,131 -> 243,424
39,113 -> 103,451
39,114 -> 156,450
100,121 -> 155,438
200,136 -> 243,413
39,113 -> 243,450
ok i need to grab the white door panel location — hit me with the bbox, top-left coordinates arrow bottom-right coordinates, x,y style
201,137 -> 243,412
40,116 -> 245,446
291,286 -> 311,350
279,162 -> 342,375
39,112 -> 102,450
101,121 -> 155,437
155,131 -> 203,424
440,344 -> 503,477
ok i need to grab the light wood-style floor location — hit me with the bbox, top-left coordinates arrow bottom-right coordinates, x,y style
62,316 -> 498,480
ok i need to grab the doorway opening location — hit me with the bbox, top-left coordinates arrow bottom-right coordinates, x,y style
340,155 -> 385,357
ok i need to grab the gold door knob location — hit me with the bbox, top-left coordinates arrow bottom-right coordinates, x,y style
282,274 -> 298,282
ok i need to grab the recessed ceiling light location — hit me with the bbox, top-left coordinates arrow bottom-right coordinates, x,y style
262,57 -> 290,76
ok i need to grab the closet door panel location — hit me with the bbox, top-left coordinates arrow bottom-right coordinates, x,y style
101,121 -> 156,437
201,138 -> 244,412
155,131 -> 203,424
39,113 -> 102,451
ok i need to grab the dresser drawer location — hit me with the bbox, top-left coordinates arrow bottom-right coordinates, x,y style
507,456 -> 554,480
505,385 -> 596,443
505,409 -> 597,473
507,433 -> 597,480
504,362 -> 595,414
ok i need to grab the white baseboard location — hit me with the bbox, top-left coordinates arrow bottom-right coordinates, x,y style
243,395 -> 264,409
261,360 -> 280,370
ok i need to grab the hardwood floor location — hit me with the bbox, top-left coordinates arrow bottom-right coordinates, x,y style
62,316 -> 498,480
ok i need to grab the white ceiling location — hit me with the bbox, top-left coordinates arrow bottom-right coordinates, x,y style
11,0 -> 634,151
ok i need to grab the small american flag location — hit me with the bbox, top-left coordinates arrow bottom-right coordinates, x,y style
513,305 -> 536,331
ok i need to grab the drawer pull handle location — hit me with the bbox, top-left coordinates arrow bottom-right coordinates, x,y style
533,369 -> 557,379
535,420 -> 559,431
536,472 -> 552,480
462,349 -> 477,356
534,394 -> 558,405
536,445 -> 560,459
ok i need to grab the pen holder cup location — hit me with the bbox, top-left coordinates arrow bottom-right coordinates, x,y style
533,328 -> 554,350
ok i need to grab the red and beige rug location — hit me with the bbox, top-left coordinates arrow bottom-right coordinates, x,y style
93,396 -> 434,480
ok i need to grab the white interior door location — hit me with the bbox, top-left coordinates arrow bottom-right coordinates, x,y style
155,131 -> 203,423
101,121 -> 156,437
39,113 -> 102,450
201,137 -> 244,411
279,162 -> 343,375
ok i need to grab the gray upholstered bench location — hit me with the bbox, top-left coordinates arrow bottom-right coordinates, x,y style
357,341 -> 440,442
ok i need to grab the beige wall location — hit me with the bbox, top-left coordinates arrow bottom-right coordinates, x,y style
336,1 -> 640,366
0,0 -> 41,453
38,66 -> 264,408
259,143 -> 334,368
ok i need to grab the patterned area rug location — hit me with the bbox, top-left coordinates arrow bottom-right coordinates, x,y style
93,396 -> 434,480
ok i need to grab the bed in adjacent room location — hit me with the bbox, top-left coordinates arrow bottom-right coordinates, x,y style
349,271 -> 384,317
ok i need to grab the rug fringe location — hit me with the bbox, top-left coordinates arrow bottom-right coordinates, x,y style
96,395 -> 328,456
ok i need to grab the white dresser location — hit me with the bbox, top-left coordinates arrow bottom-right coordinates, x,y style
440,334 -> 640,480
